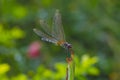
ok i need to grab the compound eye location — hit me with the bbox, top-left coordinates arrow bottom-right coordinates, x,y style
68,44 -> 72,48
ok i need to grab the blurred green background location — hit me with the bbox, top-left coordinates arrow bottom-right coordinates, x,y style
0,0 -> 120,80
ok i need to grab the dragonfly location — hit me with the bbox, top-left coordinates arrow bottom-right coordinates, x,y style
33,9 -> 73,58
33,10 -> 75,80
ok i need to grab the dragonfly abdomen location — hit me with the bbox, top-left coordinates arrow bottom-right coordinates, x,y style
41,38 -> 57,44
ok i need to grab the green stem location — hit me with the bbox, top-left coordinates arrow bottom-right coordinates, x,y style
66,48 -> 75,80
67,60 -> 75,80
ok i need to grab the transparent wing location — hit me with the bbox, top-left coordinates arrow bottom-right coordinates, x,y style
39,20 -> 51,35
33,28 -> 58,44
52,9 -> 66,41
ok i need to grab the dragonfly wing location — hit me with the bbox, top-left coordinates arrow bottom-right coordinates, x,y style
39,20 -> 51,35
33,28 -> 58,44
52,9 -> 66,41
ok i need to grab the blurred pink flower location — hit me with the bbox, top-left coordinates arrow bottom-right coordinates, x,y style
27,41 -> 41,58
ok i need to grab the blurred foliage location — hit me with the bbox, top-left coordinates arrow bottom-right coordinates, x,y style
0,55 -> 99,80
0,0 -> 120,80
0,24 -> 25,47
0,63 -> 10,75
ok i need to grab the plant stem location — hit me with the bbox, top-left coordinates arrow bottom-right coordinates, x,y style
66,49 -> 75,80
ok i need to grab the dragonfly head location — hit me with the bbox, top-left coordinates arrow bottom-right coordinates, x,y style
63,42 -> 72,49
